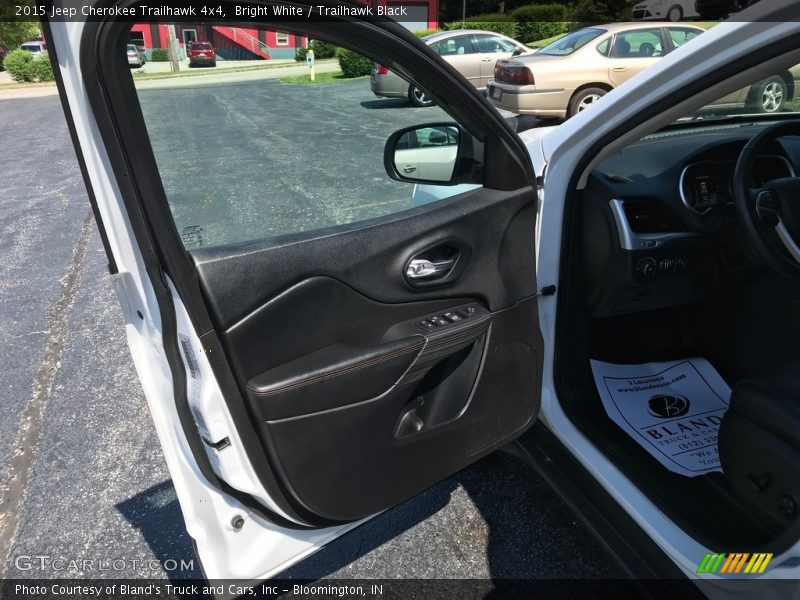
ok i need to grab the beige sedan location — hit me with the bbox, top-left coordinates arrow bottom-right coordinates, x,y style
371,29 -> 530,106
488,23 -> 705,119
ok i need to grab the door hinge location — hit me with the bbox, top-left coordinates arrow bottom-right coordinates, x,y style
535,285 -> 557,298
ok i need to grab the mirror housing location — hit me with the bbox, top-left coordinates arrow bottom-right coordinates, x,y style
383,122 -> 483,186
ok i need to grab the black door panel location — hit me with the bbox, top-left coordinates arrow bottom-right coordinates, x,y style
246,300 -> 492,421
192,187 -> 538,329
190,187 -> 542,521
261,297 -> 541,521
220,276 -> 477,388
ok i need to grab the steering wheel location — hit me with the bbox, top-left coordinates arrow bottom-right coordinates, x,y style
734,121 -> 800,278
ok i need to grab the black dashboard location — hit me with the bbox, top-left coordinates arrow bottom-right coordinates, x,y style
581,120 -> 800,317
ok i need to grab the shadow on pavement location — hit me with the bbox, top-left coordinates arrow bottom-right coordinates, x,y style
278,452 -> 620,580
118,453 -> 619,582
116,480 -> 201,581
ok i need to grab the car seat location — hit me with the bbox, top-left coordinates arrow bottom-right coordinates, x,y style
639,42 -> 655,57
718,366 -> 800,532
614,39 -> 631,58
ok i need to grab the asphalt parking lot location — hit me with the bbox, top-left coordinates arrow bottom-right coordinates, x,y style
0,81 -> 621,581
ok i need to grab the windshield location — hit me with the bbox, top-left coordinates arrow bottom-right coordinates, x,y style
678,62 -> 800,123
537,28 -> 605,56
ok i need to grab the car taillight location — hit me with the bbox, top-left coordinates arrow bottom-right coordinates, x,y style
495,63 -> 534,86
375,64 -> 390,75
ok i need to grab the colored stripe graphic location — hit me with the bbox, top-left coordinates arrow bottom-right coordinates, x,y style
697,553 -> 773,574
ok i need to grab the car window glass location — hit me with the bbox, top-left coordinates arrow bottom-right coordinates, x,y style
537,28 -> 605,56
397,126 -> 459,150
131,25 -> 482,250
596,38 -> 610,57
430,35 -> 475,56
474,34 -> 516,53
612,29 -> 665,58
668,28 -> 703,48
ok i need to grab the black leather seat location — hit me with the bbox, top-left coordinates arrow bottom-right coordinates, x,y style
719,366 -> 800,531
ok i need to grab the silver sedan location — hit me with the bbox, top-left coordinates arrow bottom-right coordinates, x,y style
370,29 -> 531,106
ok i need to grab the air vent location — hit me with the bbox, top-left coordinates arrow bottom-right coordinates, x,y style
622,200 -> 688,234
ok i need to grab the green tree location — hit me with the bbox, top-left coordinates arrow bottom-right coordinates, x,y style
0,22 -> 41,51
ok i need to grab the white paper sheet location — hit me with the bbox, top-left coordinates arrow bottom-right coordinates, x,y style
590,358 -> 731,477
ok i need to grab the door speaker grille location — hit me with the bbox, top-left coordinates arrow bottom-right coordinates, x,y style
465,339 -> 538,456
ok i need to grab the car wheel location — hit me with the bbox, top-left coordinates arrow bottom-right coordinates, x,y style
211,61 -> 217,68
568,87 -> 607,117
667,5 -> 683,21
747,76 -> 787,113
408,85 -> 434,107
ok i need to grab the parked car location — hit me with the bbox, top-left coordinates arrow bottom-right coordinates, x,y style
370,29 -> 531,106
632,0 -> 700,21
126,44 -> 145,68
187,41 -> 216,68
19,40 -> 47,56
489,23 -> 706,119
43,0 -> 800,587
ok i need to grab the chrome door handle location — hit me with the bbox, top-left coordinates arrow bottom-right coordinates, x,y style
406,258 -> 455,279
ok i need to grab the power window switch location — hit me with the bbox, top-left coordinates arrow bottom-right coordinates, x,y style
430,316 -> 449,327
417,320 -> 436,330
443,312 -> 462,323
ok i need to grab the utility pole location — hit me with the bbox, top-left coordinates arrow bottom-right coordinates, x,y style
461,0 -> 466,28
166,24 -> 180,73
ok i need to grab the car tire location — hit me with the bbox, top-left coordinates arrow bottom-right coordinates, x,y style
211,61 -> 217,68
667,5 -> 683,21
747,76 -> 787,113
408,85 -> 434,107
568,87 -> 608,117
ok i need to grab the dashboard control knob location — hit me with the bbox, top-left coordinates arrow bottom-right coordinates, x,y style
636,257 -> 658,278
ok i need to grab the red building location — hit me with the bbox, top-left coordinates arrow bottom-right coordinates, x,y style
130,0 -> 439,60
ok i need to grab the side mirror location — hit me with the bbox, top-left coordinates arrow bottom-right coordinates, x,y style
384,123 -> 482,185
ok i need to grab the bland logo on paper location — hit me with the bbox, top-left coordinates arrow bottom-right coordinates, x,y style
590,358 -> 731,477
648,394 -> 691,418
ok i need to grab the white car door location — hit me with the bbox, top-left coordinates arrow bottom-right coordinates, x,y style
44,0 -> 546,581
